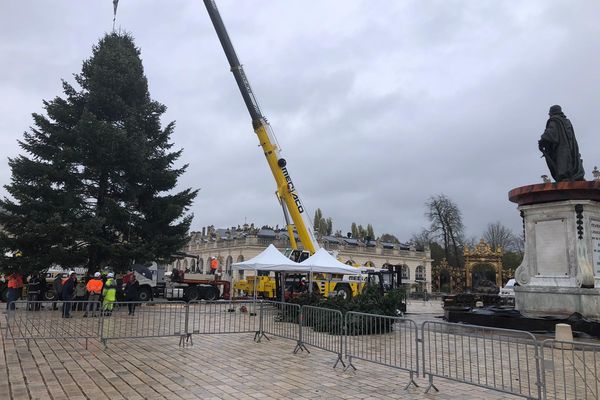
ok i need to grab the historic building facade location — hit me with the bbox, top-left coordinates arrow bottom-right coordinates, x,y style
169,224 -> 433,292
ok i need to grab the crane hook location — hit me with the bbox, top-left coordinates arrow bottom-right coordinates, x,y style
112,0 -> 119,31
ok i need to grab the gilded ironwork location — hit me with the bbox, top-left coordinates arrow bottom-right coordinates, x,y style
464,239 -> 503,288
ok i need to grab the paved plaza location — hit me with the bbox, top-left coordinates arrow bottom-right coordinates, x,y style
1,317 -> 519,400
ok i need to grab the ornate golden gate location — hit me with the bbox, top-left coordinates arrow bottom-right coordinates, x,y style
464,239 -> 503,289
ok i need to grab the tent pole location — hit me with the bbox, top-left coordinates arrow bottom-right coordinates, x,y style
281,272 -> 286,302
253,268 -> 257,302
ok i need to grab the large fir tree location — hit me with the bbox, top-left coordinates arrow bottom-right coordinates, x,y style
0,33 -> 197,274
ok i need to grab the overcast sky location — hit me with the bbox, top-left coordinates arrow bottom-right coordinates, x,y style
1,1 -> 600,243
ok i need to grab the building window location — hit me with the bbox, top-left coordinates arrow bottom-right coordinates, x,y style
198,258 -> 204,273
416,265 -> 425,281
401,265 -> 410,280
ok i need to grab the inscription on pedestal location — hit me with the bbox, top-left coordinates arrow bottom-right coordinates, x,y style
535,219 -> 568,276
592,220 -> 600,275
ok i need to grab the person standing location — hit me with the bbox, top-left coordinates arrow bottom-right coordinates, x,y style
6,272 -> 24,311
74,279 -> 87,311
61,271 -> 77,318
52,274 -> 63,310
124,273 -> 140,315
102,272 -> 117,316
84,272 -> 104,317
27,273 -> 42,311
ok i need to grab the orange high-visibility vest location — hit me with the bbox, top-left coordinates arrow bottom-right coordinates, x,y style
210,258 -> 218,270
7,274 -> 23,289
86,279 -> 104,294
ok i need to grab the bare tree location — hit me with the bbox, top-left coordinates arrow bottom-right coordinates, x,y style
426,194 -> 464,267
410,229 -> 431,249
483,221 -> 515,251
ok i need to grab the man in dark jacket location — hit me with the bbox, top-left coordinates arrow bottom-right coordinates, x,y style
52,274 -> 63,310
61,271 -> 77,318
124,273 -> 140,316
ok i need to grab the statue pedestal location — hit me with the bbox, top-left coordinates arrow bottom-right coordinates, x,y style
509,182 -> 600,320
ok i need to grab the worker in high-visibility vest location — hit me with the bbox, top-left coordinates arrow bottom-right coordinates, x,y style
210,258 -> 219,275
102,273 -> 117,315
84,272 -> 104,317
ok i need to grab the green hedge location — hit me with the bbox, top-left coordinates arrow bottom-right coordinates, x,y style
280,285 -> 406,335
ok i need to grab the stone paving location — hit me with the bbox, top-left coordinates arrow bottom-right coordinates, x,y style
1,319 -> 520,400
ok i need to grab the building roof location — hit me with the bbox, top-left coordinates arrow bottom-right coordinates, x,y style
257,229 -> 276,238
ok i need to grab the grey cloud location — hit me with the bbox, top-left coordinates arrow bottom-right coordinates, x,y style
1,0 -> 599,243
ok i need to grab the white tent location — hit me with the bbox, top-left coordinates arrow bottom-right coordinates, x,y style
232,244 -> 300,271
300,248 -> 360,275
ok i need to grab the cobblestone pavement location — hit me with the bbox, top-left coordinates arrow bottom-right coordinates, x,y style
0,325 -> 521,400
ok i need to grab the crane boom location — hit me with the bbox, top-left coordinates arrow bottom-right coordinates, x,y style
203,0 -> 319,254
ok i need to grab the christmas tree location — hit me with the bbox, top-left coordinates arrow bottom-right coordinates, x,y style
0,33 -> 197,273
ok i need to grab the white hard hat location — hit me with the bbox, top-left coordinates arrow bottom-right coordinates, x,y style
94,272 -> 101,278
107,272 -> 114,278
69,270 -> 76,275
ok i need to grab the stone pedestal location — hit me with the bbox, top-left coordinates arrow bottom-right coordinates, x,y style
509,181 -> 600,320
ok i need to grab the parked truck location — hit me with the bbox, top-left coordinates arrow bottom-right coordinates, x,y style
132,263 -> 231,302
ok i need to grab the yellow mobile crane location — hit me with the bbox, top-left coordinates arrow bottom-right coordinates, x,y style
203,0 -> 319,256
204,1 -> 372,299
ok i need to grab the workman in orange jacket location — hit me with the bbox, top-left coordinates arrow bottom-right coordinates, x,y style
6,272 -> 23,310
210,258 -> 218,275
83,272 -> 104,317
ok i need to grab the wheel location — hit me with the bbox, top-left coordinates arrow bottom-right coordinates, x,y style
184,286 -> 200,302
43,289 -> 57,301
138,286 -> 152,302
203,286 -> 219,301
335,284 -> 352,300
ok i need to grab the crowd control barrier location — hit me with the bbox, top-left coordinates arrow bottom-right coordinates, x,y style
11,298 -> 600,399
540,339 -> 600,400
257,300 -> 301,345
100,301 -> 187,346
344,311 -> 419,388
5,300 -> 102,349
299,305 -> 345,368
421,321 -> 541,399
186,300 -> 259,345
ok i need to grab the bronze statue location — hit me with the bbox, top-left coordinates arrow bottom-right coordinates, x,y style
538,105 -> 585,182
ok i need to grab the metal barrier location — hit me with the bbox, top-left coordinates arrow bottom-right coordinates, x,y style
5,300 -> 102,349
541,339 -> 600,400
344,311 -> 419,389
186,300 -> 259,345
257,300 -> 301,345
421,321 -> 541,399
100,301 -> 187,346
299,305 -> 345,368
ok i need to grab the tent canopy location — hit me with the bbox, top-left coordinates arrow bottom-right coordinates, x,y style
232,244 -> 300,271
232,245 -> 360,275
300,248 -> 360,275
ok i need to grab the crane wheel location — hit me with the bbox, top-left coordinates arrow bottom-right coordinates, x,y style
335,284 -> 352,300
